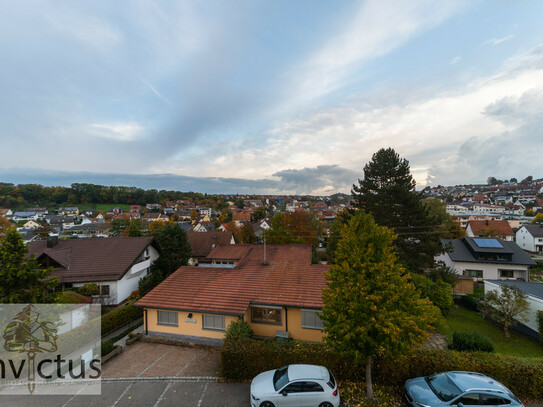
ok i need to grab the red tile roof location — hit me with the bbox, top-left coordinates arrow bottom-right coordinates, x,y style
187,231 -> 234,257
136,244 -> 327,315
27,237 -> 154,283
468,220 -> 514,237
232,212 -> 251,222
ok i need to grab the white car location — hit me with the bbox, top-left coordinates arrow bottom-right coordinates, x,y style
250,364 -> 340,407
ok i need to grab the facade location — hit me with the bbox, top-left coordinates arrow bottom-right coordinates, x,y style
465,220 -> 515,241
137,244 -> 327,344
516,224 -> 543,254
28,236 -> 159,305
436,237 -> 536,281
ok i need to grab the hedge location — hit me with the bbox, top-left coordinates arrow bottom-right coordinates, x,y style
538,310 -> 543,341
451,331 -> 494,353
220,339 -> 543,401
101,304 -> 143,335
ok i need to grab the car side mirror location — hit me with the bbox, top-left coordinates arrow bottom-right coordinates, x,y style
281,390 -> 288,396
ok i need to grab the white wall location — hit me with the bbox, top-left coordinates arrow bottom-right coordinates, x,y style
437,254 -> 529,281
516,227 -> 536,252
485,281 -> 543,333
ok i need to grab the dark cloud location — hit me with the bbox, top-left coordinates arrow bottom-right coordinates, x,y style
273,165 -> 358,194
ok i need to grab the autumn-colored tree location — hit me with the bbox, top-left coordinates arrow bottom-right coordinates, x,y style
190,209 -> 199,220
0,215 -> 11,238
110,218 -> 129,237
321,212 -> 435,398
0,228 -> 59,303
122,219 -> 143,237
481,285 -> 529,338
531,213 -> 543,224
424,199 -> 465,239
266,211 -> 323,248
148,220 -> 167,237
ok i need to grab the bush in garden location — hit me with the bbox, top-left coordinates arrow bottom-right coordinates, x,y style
451,331 -> 494,353
78,282 -> 99,296
224,319 -> 253,341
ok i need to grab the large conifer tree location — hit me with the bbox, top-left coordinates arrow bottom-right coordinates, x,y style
351,148 -> 443,271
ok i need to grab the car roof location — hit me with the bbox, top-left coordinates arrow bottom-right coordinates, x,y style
287,365 -> 328,381
446,372 -> 509,393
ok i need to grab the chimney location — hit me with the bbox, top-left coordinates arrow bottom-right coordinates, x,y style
46,235 -> 59,248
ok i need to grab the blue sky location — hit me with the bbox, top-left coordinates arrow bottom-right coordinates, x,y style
1,0 -> 543,194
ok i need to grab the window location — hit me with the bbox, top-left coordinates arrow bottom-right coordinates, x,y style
157,310 -> 178,326
455,393 -> 481,405
302,382 -> 324,392
499,270 -> 514,278
301,309 -> 324,330
251,306 -> 282,324
202,314 -> 225,331
282,382 -> 304,394
100,285 -> 110,296
464,270 -> 483,278
481,394 -> 510,405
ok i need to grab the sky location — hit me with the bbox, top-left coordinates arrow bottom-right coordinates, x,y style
1,0 -> 543,195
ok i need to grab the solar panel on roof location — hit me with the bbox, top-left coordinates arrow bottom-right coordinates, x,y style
473,238 -> 502,248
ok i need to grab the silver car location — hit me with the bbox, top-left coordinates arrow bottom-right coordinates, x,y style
404,371 -> 523,407
250,364 -> 340,407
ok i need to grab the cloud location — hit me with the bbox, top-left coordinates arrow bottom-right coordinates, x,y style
451,56 -> 461,65
90,123 -> 144,141
484,34 -> 515,46
272,165 -> 359,195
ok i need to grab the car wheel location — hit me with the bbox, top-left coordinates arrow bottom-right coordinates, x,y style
259,402 -> 275,407
319,403 -> 333,407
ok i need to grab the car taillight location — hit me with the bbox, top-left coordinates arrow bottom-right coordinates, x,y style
333,389 -> 338,396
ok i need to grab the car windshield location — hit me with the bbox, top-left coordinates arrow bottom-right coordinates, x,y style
426,373 -> 462,401
273,366 -> 289,391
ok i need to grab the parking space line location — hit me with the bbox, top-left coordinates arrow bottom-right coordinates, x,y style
137,349 -> 172,377
152,382 -> 172,407
196,382 -> 209,407
110,383 -> 133,407
61,383 -> 88,407
175,349 -> 202,376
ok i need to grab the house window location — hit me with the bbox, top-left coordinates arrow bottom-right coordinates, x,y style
301,309 -> 324,330
251,306 -> 282,325
157,310 -> 178,326
499,270 -> 514,278
100,285 -> 110,296
464,270 -> 483,278
202,314 -> 225,331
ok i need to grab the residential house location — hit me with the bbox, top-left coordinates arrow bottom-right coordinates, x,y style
26,207 -> 48,217
12,211 -> 38,222
436,237 -> 536,281
197,207 -> 213,217
0,209 -> 13,217
146,204 -> 162,211
232,212 -> 251,226
22,220 -> 40,229
130,205 -> 142,213
485,280 -> 543,339
44,215 -> 75,232
186,231 -> 235,265
142,213 -> 169,222
28,236 -> 159,305
465,220 -> 515,241
64,222 -> 111,238
58,207 -> 79,216
193,221 -> 216,233
516,224 -> 543,254
136,244 -> 328,345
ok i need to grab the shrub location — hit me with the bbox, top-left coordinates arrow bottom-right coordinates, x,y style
224,319 -> 253,341
101,340 -> 114,356
78,282 -> 99,296
451,331 -> 494,353
101,305 -> 143,335
411,274 -> 453,315
454,295 -> 480,311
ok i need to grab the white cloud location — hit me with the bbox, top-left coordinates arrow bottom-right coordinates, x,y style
485,34 -> 515,46
451,56 -> 461,65
90,123 -> 144,141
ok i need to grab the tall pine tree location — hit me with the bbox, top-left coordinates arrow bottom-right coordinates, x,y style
351,148 -> 443,271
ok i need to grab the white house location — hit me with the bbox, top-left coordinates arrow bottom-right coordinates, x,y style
516,224 -> 543,254
485,280 -> 543,338
436,237 -> 536,281
28,236 -> 159,305
12,211 -> 38,222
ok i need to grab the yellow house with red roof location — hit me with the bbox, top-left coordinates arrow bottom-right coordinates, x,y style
136,244 -> 328,344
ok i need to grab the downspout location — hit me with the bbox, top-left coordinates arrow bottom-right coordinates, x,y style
144,309 -> 148,335
285,307 -> 288,333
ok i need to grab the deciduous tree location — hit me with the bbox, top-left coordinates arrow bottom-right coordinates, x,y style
0,228 -> 58,303
481,285 -> 529,338
321,212 -> 435,398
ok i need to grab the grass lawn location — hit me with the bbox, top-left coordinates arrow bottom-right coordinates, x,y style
79,203 -> 132,212
445,305 -> 543,358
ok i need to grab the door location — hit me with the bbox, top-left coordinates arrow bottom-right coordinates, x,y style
277,382 -> 303,407
300,381 -> 326,407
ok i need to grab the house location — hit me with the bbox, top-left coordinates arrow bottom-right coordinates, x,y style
232,212 -> 251,225
186,231 -> 235,265
64,222 -> 111,238
26,207 -> 48,217
142,213 -> 169,222
436,237 -> 536,281
136,244 -> 328,345
22,220 -> 40,229
465,220 -> 515,241
197,207 -> 213,217
516,224 -> 543,254
193,221 -> 216,233
12,211 -> 38,222
0,209 -> 13,217
58,207 -> 79,216
146,204 -> 162,211
27,236 -> 159,305
130,205 -> 142,213
484,280 -> 543,339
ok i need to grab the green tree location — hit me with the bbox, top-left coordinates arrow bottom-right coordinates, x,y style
321,212 -> 435,398
481,285 -> 529,338
110,218 -> 129,236
124,218 -> 143,237
154,223 -> 191,275
424,199 -> 465,239
266,211 -> 323,248
351,148 -> 443,271
487,176 -> 498,185
0,228 -> 59,303
326,209 -> 354,263
252,207 -> 268,221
